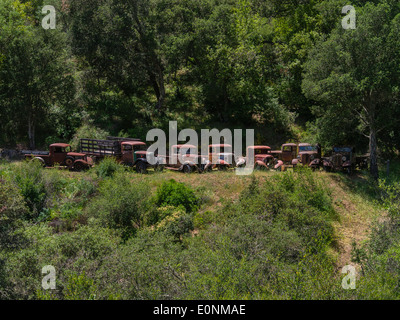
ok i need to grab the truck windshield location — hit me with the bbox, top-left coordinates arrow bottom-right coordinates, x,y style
176,148 -> 197,155
134,145 -> 147,152
334,147 -> 352,153
254,149 -> 268,154
299,146 -> 316,152
210,146 -> 231,154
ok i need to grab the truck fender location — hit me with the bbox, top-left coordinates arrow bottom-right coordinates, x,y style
323,160 -> 333,167
292,159 -> 299,166
236,157 -> 246,167
255,160 -> 268,168
32,157 -> 46,167
217,159 -> 229,166
342,160 -> 352,167
73,159 -> 90,171
309,159 -> 320,167
203,160 -> 213,172
274,160 -> 283,170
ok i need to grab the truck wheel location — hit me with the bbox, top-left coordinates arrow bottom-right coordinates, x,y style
73,162 -> 86,172
136,161 -> 148,174
32,157 -> 45,167
183,164 -> 192,174
64,156 -> 74,167
218,164 -> 228,171
323,165 -> 331,172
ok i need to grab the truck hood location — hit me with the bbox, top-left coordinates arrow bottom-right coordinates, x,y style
68,152 -> 86,157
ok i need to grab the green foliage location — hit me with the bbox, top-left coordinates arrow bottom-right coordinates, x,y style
95,157 -> 124,179
0,0 -> 75,148
64,272 -> 98,300
154,179 -> 199,213
69,123 -> 110,152
88,173 -> 151,239
0,179 -> 27,251
13,161 -> 47,220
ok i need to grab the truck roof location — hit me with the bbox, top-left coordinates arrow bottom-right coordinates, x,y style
209,144 -> 232,148
50,143 -> 70,148
171,144 -> 197,149
121,141 -> 146,146
282,143 -> 297,147
247,145 -> 271,150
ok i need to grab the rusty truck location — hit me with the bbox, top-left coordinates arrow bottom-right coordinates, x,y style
204,144 -> 238,171
22,143 -> 93,171
79,137 -> 164,173
293,143 -> 322,170
236,146 -> 280,170
163,144 -> 209,173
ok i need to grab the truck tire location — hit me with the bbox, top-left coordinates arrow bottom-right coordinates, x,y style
73,162 -> 87,172
64,156 -> 74,167
218,164 -> 228,171
136,161 -> 148,174
183,164 -> 192,174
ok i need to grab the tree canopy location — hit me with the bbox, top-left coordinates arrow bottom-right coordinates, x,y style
0,0 -> 399,175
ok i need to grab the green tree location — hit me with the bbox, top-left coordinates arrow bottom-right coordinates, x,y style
302,1 -> 400,179
0,0 -> 75,149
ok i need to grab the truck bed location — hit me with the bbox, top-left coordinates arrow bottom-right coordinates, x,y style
21,150 -> 49,156
80,139 -> 121,157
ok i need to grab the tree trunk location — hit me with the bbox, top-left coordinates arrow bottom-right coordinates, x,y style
369,127 -> 379,180
156,68 -> 165,111
28,114 -> 35,150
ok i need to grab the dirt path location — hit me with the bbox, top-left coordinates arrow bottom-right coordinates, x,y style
326,174 -> 384,269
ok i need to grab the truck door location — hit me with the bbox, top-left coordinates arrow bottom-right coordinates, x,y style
122,144 -> 133,165
53,146 -> 67,165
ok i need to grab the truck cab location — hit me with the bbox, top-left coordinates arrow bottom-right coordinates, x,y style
271,143 -> 298,163
121,141 -> 148,165
295,143 -> 322,169
323,146 -> 356,174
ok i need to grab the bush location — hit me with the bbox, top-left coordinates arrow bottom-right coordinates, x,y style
95,157 -> 124,179
13,161 -> 47,220
154,206 -> 194,240
154,179 -> 199,213
0,179 -> 27,250
87,173 -> 151,239
7,224 -> 120,300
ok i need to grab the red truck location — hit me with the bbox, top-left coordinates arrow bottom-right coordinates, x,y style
236,146 -> 282,170
79,137 -> 164,173
204,144 -> 238,171
163,144 -> 209,173
23,143 -> 92,171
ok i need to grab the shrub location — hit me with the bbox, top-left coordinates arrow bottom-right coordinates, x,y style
13,161 -> 47,220
0,179 -> 27,250
95,157 -> 123,179
87,173 -> 150,239
154,206 -> 194,240
154,179 -> 199,213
